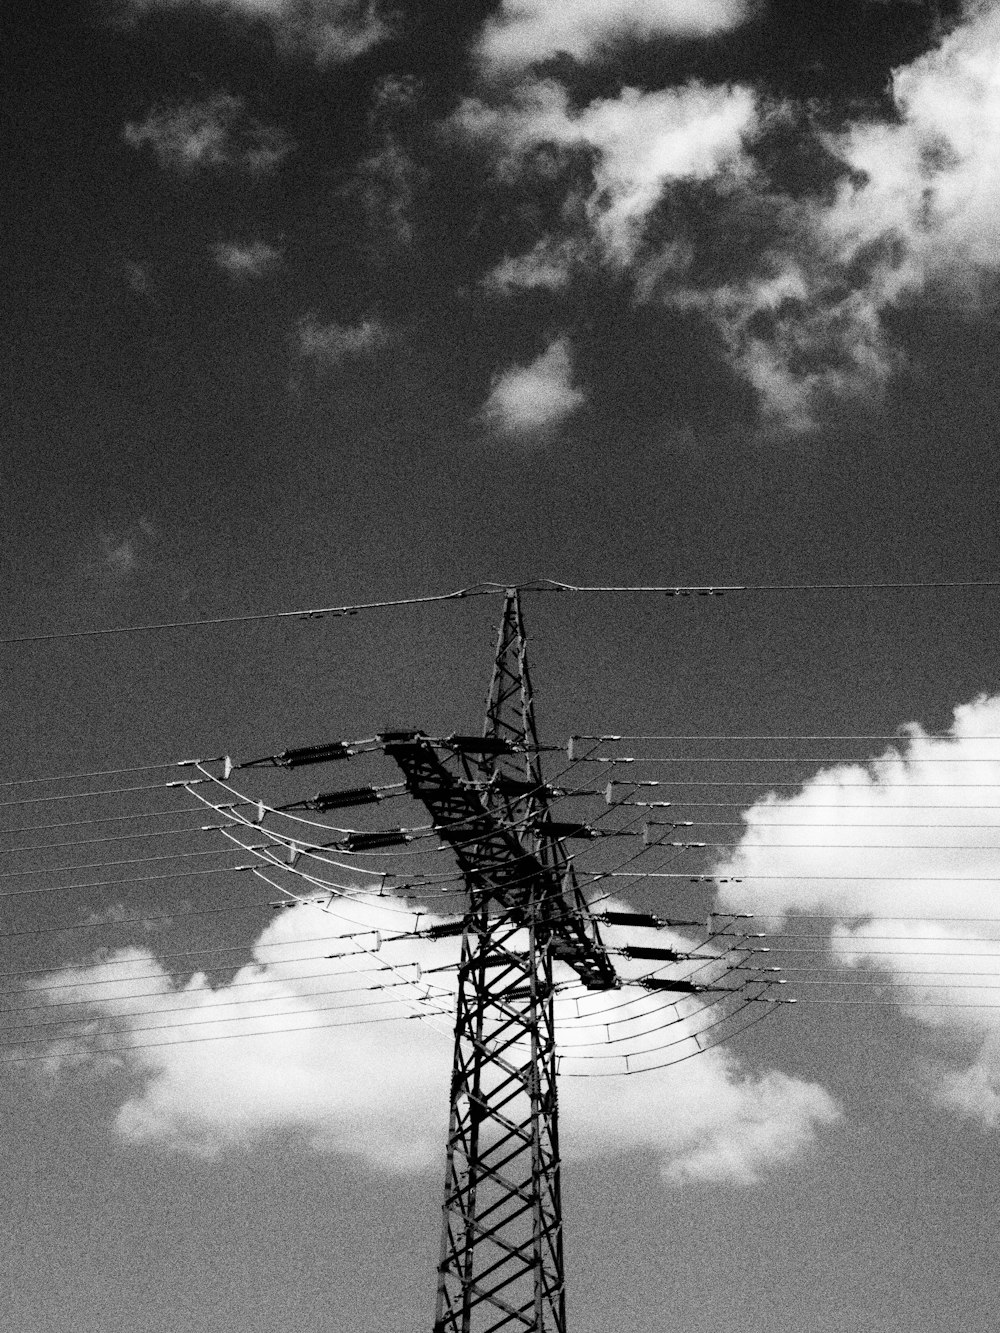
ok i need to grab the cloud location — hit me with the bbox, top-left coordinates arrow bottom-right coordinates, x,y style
664,261 -> 899,432
821,5 -> 1000,288
78,519 -> 159,588
459,6 -> 1000,430
711,692 -> 1000,1128
478,0 -> 755,72
485,237 -> 584,292
25,892 -> 837,1180
99,532 -> 139,577
480,336 -> 586,437
211,240 -> 283,279
118,0 -> 388,62
456,80 -> 758,263
660,4 -> 1000,426
345,76 -> 423,256
123,94 -> 292,176
295,314 -> 392,368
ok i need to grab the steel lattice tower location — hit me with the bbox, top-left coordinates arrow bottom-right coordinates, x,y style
383,590 -> 619,1333
211,588 -> 780,1329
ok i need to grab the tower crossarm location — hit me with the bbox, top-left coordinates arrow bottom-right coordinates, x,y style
382,733 -> 619,992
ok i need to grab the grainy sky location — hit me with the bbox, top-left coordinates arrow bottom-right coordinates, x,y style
4,2 -> 1000,1331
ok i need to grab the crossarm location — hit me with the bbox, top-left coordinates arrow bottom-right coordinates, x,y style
383,734 -> 619,991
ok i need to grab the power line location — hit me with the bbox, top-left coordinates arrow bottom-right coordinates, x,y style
608,871 -> 1000,881
544,578 -> 1000,594
0,824 -> 228,855
5,575 -> 1000,648
763,934 -> 1000,944
0,582 -> 505,646
0,967 -> 419,1015
750,912 -> 1000,922
0,804 -> 250,836
0,844 -> 263,880
0,940 -> 377,989
0,760 -> 203,789
580,756 -> 1000,763
0,1004 -> 455,1066
0,864 -> 253,901
0,780 -> 197,810
0,898 -> 281,942
573,734 -> 1000,741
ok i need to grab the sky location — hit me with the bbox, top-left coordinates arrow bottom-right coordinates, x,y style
5,0 -> 1000,1330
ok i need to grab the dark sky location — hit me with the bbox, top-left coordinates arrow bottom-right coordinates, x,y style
4,2 -> 1000,1330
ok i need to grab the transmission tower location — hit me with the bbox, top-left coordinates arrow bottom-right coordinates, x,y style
383,590 -> 618,1333
198,588 -> 784,1330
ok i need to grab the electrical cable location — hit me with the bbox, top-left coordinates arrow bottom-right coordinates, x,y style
614,817 -> 1000,829
580,755 -> 1000,764
0,760 -> 206,789
0,844 -> 269,880
0,582 -> 508,647
7,575 -> 1000,649
608,871 -> 1000,881
572,734 -> 1000,741
558,1000 -> 781,1077
751,912 -> 1000,922
0,780 -> 203,810
557,981 -> 781,1058
543,578 -> 1000,594
0,899 -> 279,943
0,730 -> 776,1060
0,823 -> 234,856
0,803 -> 251,836
0,864 -> 253,901
0,1004 -> 456,1067
754,932 -> 1000,943
0,976 -> 461,1043
0,955 -> 405,1002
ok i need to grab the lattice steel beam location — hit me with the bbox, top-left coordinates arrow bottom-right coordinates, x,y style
384,590 -> 618,1333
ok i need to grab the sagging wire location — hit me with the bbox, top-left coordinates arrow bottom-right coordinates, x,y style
0,964 -> 437,1021
0,779 -> 207,811
0,926 -> 426,990
0,759 -> 218,789
0,802 -> 255,837
0,1005 -> 457,1067
554,981 -> 785,1061
0,864 -> 255,903
181,739 -> 613,903
0,974 -> 460,1044
247,865 -> 455,1035
557,999 -> 781,1078
570,733 -> 1000,741
0,580 -> 511,648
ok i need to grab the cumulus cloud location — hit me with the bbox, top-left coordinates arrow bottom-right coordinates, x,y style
480,336 -> 586,437
211,240 -> 283,279
478,0 -> 755,72
119,0 -> 388,62
123,93 -> 291,175
295,314 -> 393,368
25,892 -> 837,1180
712,692 -> 1000,1127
